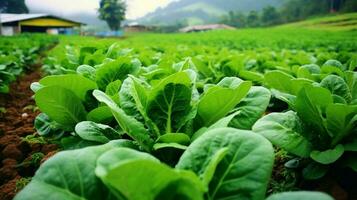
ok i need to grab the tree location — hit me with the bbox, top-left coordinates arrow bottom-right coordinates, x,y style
220,11 -> 247,28
246,11 -> 260,27
98,0 -> 126,31
341,0 -> 357,12
0,0 -> 29,13
261,6 -> 281,26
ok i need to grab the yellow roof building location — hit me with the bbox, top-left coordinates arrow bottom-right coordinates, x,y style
0,13 -> 84,36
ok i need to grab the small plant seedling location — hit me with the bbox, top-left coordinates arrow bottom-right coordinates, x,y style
15,177 -> 32,192
22,134 -> 47,145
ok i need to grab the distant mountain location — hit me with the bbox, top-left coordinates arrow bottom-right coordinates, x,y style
135,0 -> 285,26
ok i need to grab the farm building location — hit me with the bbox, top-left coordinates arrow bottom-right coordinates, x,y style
124,22 -> 153,33
0,13 -> 84,36
179,24 -> 236,33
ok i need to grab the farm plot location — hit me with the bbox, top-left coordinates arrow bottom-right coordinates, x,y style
1,27 -> 357,200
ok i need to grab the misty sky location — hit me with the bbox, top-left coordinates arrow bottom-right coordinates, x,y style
25,0 -> 175,20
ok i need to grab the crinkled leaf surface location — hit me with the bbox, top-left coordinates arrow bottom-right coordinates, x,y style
320,75 -> 352,103
253,111 -> 313,158
93,90 -> 154,152
147,71 -> 196,134
95,57 -> 140,90
229,86 -> 271,130
295,86 -> 333,148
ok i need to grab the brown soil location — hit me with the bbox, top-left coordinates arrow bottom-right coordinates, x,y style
0,68 -> 58,200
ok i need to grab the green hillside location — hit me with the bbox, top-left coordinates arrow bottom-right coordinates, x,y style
280,12 -> 357,31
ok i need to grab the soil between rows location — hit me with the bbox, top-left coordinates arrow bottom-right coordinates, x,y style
0,68 -> 58,200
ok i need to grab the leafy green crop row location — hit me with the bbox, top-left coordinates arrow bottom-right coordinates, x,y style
15,28 -> 357,199
0,34 -> 57,93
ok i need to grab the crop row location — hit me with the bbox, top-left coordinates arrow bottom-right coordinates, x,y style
0,34 -> 57,93
13,33 -> 357,200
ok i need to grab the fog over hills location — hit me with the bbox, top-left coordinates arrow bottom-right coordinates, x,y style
28,0 -> 285,27
135,0 -> 284,25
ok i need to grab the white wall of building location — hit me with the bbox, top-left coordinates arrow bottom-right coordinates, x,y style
1,26 -> 15,36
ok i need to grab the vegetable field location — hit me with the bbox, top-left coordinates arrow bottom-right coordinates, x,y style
1,27 -> 356,200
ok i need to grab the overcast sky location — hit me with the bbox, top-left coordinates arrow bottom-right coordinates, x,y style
25,0 -> 175,20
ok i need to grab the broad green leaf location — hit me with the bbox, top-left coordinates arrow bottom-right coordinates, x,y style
119,77 -> 146,122
122,76 -> 161,137
238,70 -> 264,83
302,162 -> 329,180
156,133 -> 190,145
60,136 -> 101,150
149,70 -> 194,93
105,80 -> 122,96
76,65 -> 96,80
154,133 -> 191,150
15,140 -> 135,200
148,83 -> 193,133
229,86 -> 271,130
310,144 -> 344,164
96,148 -> 204,200
320,75 -> 352,103
147,71 -> 196,134
296,86 -> 333,147
323,59 -> 345,71
39,74 -> 97,101
35,86 -> 87,130
264,71 -> 294,94
153,143 -> 188,151
86,106 -> 114,124
201,147 -> 228,188
290,78 -> 314,94
321,66 -> 344,77
191,127 -> 208,141
297,64 -> 320,81
93,90 -> 154,152
192,56 -> 214,78
345,71 -> 357,101
96,148 -> 159,175
75,121 -> 121,143
266,191 -> 333,200
208,110 -> 242,130
65,45 -> 79,65
197,77 -> 251,126
326,104 -> 357,145
95,57 -> 140,90
253,111 -> 312,158
177,128 -> 274,200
